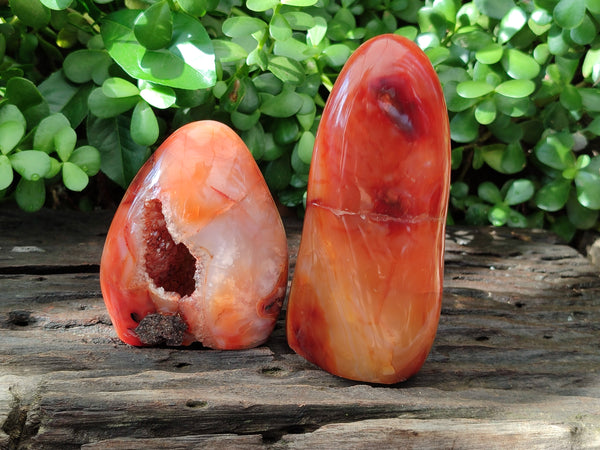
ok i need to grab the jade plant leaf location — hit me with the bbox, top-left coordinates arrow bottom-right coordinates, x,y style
575,170 -> 600,209
502,49 -> 541,80
0,155 -> 13,190
535,178 -> 571,211
69,146 -> 101,176
495,79 -> 535,98
130,100 -> 159,146
54,126 -> 77,162
505,179 -> 534,205
553,0 -> 586,29
478,181 -> 503,204
15,178 -> 46,212
498,6 -> 527,43
0,122 -> 25,155
34,113 -> 71,154
535,134 -> 576,170
10,151 -> 51,181
62,161 -> 89,191
456,80 -> 495,98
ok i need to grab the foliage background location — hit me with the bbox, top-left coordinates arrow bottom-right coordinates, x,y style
1,0 -> 599,242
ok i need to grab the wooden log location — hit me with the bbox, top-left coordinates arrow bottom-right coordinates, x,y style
1,209 -> 599,449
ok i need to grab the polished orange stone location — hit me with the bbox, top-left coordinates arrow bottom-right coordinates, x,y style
100,120 -> 288,349
286,34 -> 451,384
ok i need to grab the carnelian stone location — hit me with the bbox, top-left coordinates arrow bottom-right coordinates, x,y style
100,121 -> 288,349
286,34 -> 451,383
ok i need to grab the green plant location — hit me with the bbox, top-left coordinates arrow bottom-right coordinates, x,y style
1,0 -> 599,242
432,0 -> 600,241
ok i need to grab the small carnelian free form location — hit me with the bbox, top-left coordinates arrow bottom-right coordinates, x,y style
100,121 -> 288,349
286,34 -> 451,384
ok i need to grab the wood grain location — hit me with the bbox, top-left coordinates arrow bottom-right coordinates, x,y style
1,209 -> 599,449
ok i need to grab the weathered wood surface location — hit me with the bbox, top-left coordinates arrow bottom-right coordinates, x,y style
1,207 -> 599,449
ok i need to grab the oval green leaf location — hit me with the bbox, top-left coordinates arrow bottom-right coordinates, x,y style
502,49 -> 540,80
212,40 -> 248,63
102,10 -> 216,90
456,80 -> 495,99
308,16 -> 327,46
0,155 -> 14,190
15,178 -> 46,212
297,131 -> 314,165
575,171 -> 600,209
130,100 -> 159,146
570,13 -> 597,45
504,179 -> 534,205
62,161 -> 89,191
582,48 -> 600,82
102,77 -> 140,98
0,121 -> 25,156
481,142 -> 526,174
494,79 -> 535,98
0,104 -> 26,129
284,12 -> 315,30
222,16 -> 267,37
69,145 -> 101,176
535,178 -> 571,211
553,0 -> 586,29
88,88 -> 139,118
535,134 -> 576,170
478,181 -> 503,204
322,44 -> 352,68
270,13 -> 292,41
498,6 -> 527,43
10,150 -> 51,181
474,99 -> 497,125
139,82 -> 177,109
247,0 -> 279,11
34,113 -> 71,154
63,50 -> 112,84
54,126 -> 77,162
134,0 -> 173,50
10,0 -> 51,29
5,77 -> 45,113
450,109 -> 479,143
488,204 -> 509,226
231,109 -> 261,131
475,43 -> 504,64
567,195 -> 599,229
268,56 -> 305,85
260,88 -> 303,118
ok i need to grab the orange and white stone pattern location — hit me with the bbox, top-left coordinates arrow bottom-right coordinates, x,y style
100,121 -> 288,349
286,34 -> 451,384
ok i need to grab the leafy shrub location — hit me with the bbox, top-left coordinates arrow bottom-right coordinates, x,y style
0,0 -> 599,241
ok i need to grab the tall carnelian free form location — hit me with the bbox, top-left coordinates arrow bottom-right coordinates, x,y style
100,121 -> 288,349
286,34 -> 451,384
